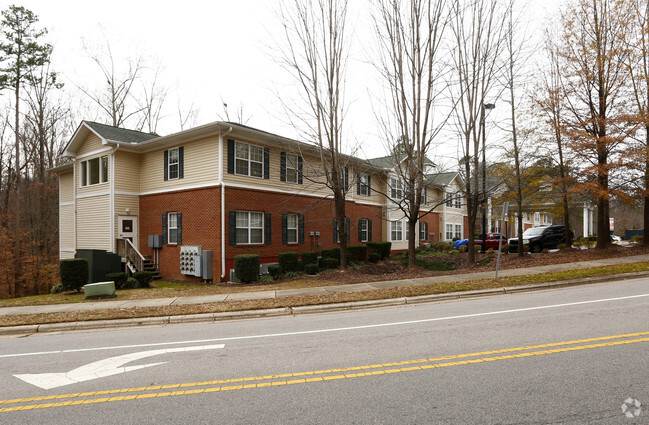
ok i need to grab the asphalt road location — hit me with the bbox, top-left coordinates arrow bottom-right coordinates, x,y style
1,278 -> 648,424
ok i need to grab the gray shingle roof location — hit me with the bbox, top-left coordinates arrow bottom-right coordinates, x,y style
84,121 -> 159,144
366,153 -> 434,170
425,171 -> 457,187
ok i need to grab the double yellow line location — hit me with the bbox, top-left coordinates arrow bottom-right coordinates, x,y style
2,330 -> 649,413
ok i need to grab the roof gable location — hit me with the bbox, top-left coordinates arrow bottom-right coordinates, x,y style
61,121 -> 159,157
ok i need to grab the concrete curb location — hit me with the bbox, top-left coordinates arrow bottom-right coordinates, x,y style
2,270 -> 649,336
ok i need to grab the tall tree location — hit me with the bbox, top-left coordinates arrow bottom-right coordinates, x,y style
278,0 -> 351,269
450,0 -> 508,264
0,5 -> 51,294
558,0 -> 633,248
373,0 -> 449,267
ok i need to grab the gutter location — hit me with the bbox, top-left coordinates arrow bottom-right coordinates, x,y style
219,126 -> 233,281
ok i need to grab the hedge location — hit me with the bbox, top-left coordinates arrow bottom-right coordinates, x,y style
268,264 -> 282,279
347,245 -> 368,262
133,271 -> 153,287
59,258 -> 88,292
301,251 -> 318,266
106,272 -> 128,289
368,252 -> 381,263
235,254 -> 260,283
304,263 -> 319,275
321,248 -> 340,259
322,257 -> 339,270
278,251 -> 299,272
366,242 -> 391,259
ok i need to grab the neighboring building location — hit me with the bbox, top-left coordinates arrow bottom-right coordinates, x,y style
53,121 -> 468,282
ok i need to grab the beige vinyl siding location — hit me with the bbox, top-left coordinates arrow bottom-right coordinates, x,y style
76,194 -> 111,250
114,151 -> 141,193
140,136 -> 219,194
77,155 -> 110,197
59,171 -> 74,203
60,203 -> 75,255
60,251 -> 75,260
76,133 -> 105,156
114,194 -> 139,244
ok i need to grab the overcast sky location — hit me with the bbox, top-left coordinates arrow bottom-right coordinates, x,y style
3,0 -> 563,163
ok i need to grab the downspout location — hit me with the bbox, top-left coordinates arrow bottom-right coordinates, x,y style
72,158 -> 77,253
110,144 -> 120,252
219,127 -> 233,280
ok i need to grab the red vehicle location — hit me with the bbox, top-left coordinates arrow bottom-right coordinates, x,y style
474,233 -> 507,250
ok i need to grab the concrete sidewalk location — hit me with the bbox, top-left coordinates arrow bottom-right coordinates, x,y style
2,253 -> 649,319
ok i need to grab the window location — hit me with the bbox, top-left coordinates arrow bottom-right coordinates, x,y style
405,221 -> 410,241
455,224 -> 462,240
534,212 -> 540,222
455,194 -> 461,209
334,217 -> 351,243
390,220 -> 403,241
390,177 -> 403,199
286,213 -> 298,243
236,211 -> 264,244
168,148 -> 179,179
420,222 -> 428,240
358,173 -> 370,196
286,153 -> 298,183
359,218 -> 369,242
80,156 -> 108,187
235,141 -> 264,178
420,187 -> 427,205
168,212 -> 180,244
445,224 -> 453,240
445,192 -> 452,207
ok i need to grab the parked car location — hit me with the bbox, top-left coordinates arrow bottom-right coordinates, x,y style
508,225 -> 572,253
474,233 -> 507,250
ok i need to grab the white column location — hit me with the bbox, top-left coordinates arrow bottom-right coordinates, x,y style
583,204 -> 588,237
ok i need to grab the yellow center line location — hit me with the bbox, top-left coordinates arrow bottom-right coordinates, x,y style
1,330 -> 648,413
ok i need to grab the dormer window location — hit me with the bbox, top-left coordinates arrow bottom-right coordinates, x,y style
80,156 -> 108,187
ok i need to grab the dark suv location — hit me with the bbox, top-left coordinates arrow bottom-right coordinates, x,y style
508,225 -> 571,253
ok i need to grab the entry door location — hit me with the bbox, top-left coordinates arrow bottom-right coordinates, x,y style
118,216 -> 137,244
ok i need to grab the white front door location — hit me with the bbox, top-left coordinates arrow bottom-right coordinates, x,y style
118,216 -> 137,244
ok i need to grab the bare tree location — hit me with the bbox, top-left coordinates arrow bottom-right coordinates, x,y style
373,0 -> 449,267
277,0 -> 352,268
450,0 -> 508,264
218,97 -> 252,125
136,66 -> 167,134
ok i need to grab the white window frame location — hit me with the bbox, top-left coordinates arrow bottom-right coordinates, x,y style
454,224 -> 462,240
235,141 -> 264,178
359,173 -> 370,196
168,147 -> 179,180
420,188 -> 427,205
236,211 -> 264,244
445,192 -> 452,207
80,155 -> 108,187
168,212 -> 179,245
359,218 -> 369,242
286,213 -> 298,244
445,223 -> 453,240
390,177 -> 403,199
390,220 -> 403,242
405,221 -> 410,241
419,222 -> 427,240
454,194 -> 461,209
285,153 -> 298,184
534,212 -> 540,223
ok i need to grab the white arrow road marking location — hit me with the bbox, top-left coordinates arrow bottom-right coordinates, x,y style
14,344 -> 225,390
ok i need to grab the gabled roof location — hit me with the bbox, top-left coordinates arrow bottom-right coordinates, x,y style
83,121 -> 159,144
425,171 -> 460,188
366,153 -> 434,170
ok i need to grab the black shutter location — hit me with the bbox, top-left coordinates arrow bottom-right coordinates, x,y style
282,214 -> 288,244
162,213 -> 167,244
367,175 -> 371,194
280,152 -> 287,182
229,211 -> 236,245
265,213 -> 272,244
368,220 -> 373,241
357,173 -> 361,195
264,148 -> 270,179
227,139 -> 235,174
333,217 -> 338,243
299,214 -> 304,244
178,147 -> 184,179
346,217 -> 351,242
163,150 -> 169,181
358,219 -> 363,241
344,167 -> 349,192
177,213 -> 183,245
297,156 -> 303,184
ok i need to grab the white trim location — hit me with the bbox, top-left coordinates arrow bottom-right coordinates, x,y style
73,159 -> 77,251
76,191 -> 110,199
60,202 -> 74,206
140,181 -> 221,196
75,147 -> 112,161
60,249 -> 76,253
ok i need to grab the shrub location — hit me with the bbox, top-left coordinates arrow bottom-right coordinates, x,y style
59,258 -> 88,292
366,242 -> 391,259
301,251 -> 318,266
106,272 -> 128,289
304,263 -> 319,275
458,245 -> 468,253
415,257 -> 455,271
587,235 -> 597,242
347,245 -> 368,262
278,251 -> 299,273
260,275 -> 273,284
122,277 -> 139,289
522,244 -> 530,253
268,264 -> 282,279
285,271 -> 301,278
321,248 -> 340,259
486,248 -> 495,254
50,283 -> 64,294
133,271 -> 153,288
501,244 -> 510,253
432,242 -> 454,252
632,235 -> 644,243
368,252 -> 381,263
322,257 -> 339,269
234,254 -> 260,283
557,243 -> 566,250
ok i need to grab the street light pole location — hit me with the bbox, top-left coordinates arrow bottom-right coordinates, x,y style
481,102 -> 496,253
